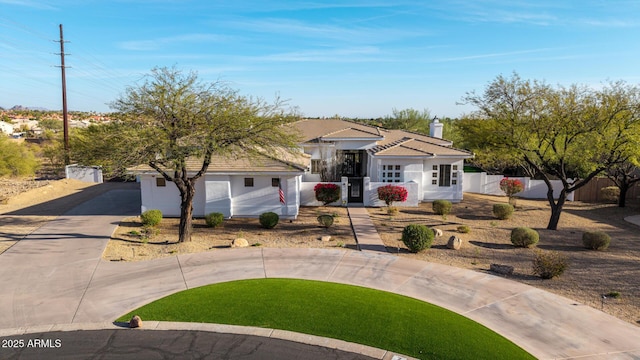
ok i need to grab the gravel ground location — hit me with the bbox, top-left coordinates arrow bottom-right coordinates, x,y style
1,179 -> 638,326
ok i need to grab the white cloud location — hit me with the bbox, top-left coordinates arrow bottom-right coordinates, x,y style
118,33 -> 230,51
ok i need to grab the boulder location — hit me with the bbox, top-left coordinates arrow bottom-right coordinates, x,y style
446,236 -> 462,250
231,238 -> 249,248
490,264 -> 514,276
321,235 -> 331,242
129,315 -> 142,328
431,228 -> 443,237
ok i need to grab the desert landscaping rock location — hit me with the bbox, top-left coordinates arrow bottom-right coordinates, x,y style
446,236 -> 462,250
129,315 -> 142,328
321,235 -> 331,242
232,238 -> 249,248
432,228 -> 443,237
490,264 -> 515,276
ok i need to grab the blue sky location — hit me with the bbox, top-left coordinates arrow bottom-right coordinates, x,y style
1,1 -> 639,118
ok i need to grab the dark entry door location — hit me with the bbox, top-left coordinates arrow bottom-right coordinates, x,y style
348,177 -> 364,203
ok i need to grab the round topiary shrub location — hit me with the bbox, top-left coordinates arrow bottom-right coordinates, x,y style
259,212 -> 279,229
314,183 -> 341,205
510,227 -> 539,248
140,209 -> 162,227
401,224 -> 434,253
532,250 -> 569,279
205,212 -> 224,228
432,200 -> 452,216
317,214 -> 334,228
582,231 -> 611,250
492,203 -> 514,220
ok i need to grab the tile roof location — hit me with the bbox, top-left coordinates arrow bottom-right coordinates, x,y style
129,151 -> 309,174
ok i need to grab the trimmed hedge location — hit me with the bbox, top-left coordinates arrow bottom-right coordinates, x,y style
205,212 -> 224,228
492,203 -> 514,220
432,200 -> 452,216
510,227 -> 539,248
401,224 -> 434,253
140,209 -> 162,227
582,231 -> 611,250
259,212 -> 279,229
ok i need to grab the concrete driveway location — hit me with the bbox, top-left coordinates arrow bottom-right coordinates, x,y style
1,187 -> 639,359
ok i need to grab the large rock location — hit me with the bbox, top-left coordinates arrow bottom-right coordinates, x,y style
446,236 -> 462,250
321,235 -> 331,242
490,264 -> 514,276
231,238 -> 249,248
129,315 -> 142,328
431,228 -> 443,237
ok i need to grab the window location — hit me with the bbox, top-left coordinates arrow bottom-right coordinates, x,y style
452,179 -> 457,185
432,179 -> 437,185
452,172 -> 457,178
432,172 -> 438,178
432,165 -> 438,171
453,165 -> 458,171
156,177 -> 166,187
272,178 -> 280,187
311,160 -> 322,174
382,164 -> 402,182
439,165 -> 451,187
244,178 -> 254,187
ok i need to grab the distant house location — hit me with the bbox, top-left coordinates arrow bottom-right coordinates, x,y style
0,121 -> 14,135
131,118 -> 473,218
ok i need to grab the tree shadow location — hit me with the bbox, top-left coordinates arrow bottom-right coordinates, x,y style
469,240 -> 514,250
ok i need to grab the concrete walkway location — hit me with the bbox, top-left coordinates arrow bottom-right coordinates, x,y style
1,190 -> 640,359
624,214 -> 640,227
348,206 -> 388,252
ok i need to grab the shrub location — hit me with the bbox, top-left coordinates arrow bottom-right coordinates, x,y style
140,209 -> 162,227
401,224 -> 434,253
499,178 -> 524,198
259,212 -> 279,229
600,186 -> 620,203
492,203 -> 514,220
457,225 -> 470,233
532,250 -> 569,279
582,231 -> 611,250
377,184 -> 408,206
317,214 -> 334,228
314,183 -> 341,205
387,206 -> 399,216
205,212 -> 224,228
432,200 -> 452,216
510,227 -> 539,248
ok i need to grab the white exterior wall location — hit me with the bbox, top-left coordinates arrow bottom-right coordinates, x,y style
421,159 -> 465,202
65,165 -> 103,183
204,175 -> 232,218
300,181 -> 342,206
0,121 -> 14,134
463,173 -> 574,200
229,175 -> 299,219
139,174 -> 301,218
139,174 -> 183,216
365,180 -> 420,207
333,139 -> 378,150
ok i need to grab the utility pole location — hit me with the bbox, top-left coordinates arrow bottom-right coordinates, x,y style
57,24 -> 70,165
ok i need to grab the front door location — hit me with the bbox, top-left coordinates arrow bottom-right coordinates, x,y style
348,177 -> 364,203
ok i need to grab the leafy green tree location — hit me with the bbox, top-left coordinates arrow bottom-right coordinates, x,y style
110,67 -> 300,242
381,108 -> 432,134
38,119 -> 63,132
0,135 -> 40,177
461,73 -> 640,230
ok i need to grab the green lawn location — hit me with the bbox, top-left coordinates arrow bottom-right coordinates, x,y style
117,278 -> 534,360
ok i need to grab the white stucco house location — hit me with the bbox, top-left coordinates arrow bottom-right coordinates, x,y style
131,118 -> 473,219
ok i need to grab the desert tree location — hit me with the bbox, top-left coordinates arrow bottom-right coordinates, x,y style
461,73 -> 640,230
110,67 -> 300,242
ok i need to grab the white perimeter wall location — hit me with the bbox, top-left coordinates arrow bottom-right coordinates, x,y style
463,173 -> 574,200
65,165 -> 103,183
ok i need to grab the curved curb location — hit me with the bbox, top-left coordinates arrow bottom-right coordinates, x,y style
0,321 -> 418,360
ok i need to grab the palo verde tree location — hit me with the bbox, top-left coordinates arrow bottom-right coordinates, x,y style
461,73 -> 640,230
111,67 -> 300,242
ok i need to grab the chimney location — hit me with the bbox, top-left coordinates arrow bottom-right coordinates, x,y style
430,118 -> 443,139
